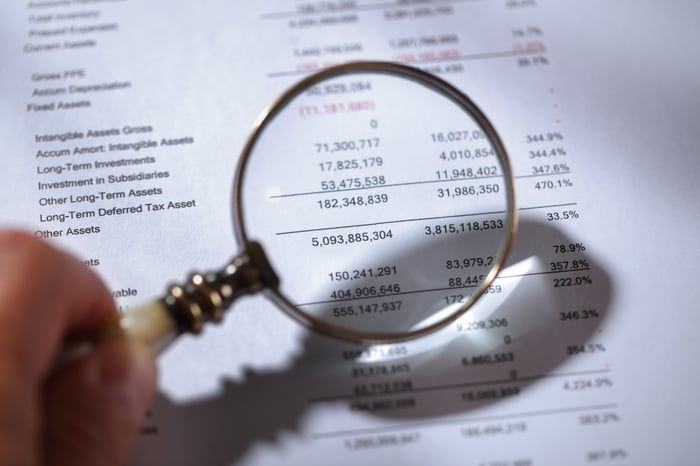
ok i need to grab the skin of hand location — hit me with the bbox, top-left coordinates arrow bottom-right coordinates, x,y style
0,231 -> 157,466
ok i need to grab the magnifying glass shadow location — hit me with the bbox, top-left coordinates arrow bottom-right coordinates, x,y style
130,217 -> 613,465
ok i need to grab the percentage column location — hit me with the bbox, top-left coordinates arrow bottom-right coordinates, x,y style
552,242 -> 586,253
529,147 -> 567,158
534,178 -> 573,190
563,377 -> 613,391
559,308 -> 600,322
552,274 -> 592,288
522,130 -> 581,223
546,209 -> 579,221
549,259 -> 589,271
587,448 -> 628,462
579,411 -> 620,425
566,342 -> 606,355
531,162 -> 570,175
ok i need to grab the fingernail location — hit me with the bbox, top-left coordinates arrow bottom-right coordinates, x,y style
98,340 -> 157,422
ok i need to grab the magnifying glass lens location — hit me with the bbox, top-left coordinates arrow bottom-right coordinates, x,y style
237,68 -> 513,341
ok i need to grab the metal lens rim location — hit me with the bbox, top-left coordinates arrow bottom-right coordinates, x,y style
232,61 -> 517,344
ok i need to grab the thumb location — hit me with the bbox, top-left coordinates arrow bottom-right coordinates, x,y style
43,339 -> 157,466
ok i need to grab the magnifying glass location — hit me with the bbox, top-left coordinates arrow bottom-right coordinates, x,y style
111,61 -> 516,352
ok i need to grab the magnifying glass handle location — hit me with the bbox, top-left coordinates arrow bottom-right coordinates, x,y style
117,300 -> 179,354
59,242 -> 279,362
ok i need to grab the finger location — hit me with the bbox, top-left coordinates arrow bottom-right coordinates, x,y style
43,338 -> 157,466
0,231 -> 116,378
0,231 -> 118,465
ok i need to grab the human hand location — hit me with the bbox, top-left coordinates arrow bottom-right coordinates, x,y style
0,231 -> 157,466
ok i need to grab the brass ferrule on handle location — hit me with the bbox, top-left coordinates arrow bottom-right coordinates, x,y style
160,241 -> 279,336
60,242 -> 279,361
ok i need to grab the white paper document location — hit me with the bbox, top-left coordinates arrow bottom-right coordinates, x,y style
1,1 -> 699,465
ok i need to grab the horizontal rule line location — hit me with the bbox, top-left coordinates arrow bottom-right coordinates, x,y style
295,267 -> 590,307
516,171 -> 571,179
518,202 -> 577,211
270,173 -> 504,199
270,171 -> 570,199
268,49 -> 545,78
275,209 -> 507,235
499,266 -> 590,281
261,0 -> 486,20
311,401 -> 618,439
296,283 -> 478,307
275,202 -> 576,235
